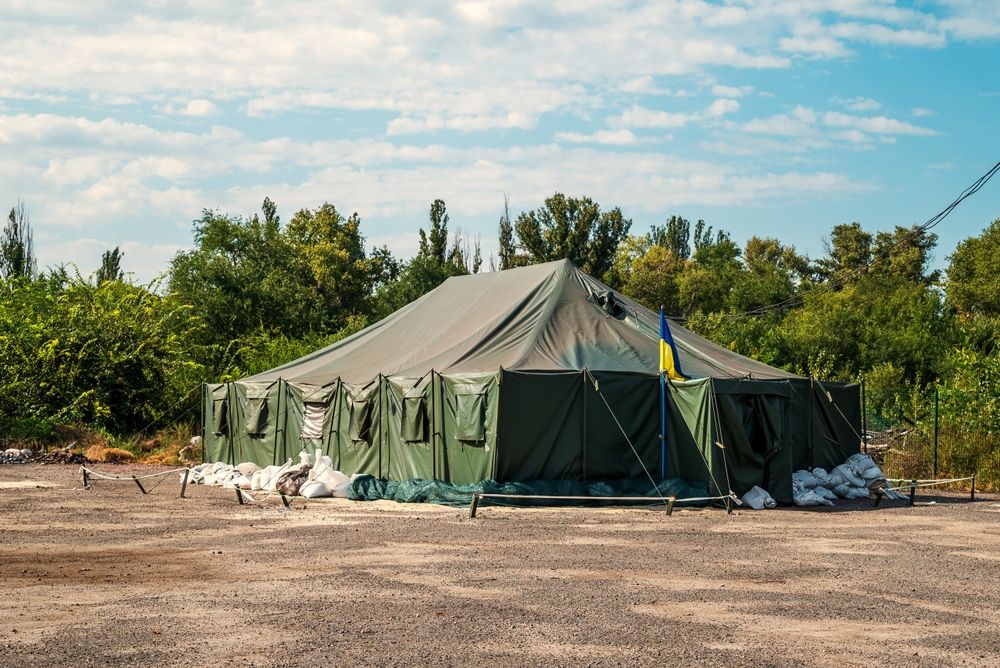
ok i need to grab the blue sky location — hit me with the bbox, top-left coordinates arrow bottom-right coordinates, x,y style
1,1 -> 999,282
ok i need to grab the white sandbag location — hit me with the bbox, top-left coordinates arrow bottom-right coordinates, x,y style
236,462 -> 260,476
741,486 -> 777,510
814,485 -> 838,501
251,469 -> 264,491
792,469 -> 819,489
298,450 -> 313,467
844,486 -> 871,499
793,488 -> 834,507
832,464 -> 865,488
845,453 -> 884,483
811,468 -> 833,488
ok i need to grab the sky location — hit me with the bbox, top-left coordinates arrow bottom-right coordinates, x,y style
1,0 -> 999,283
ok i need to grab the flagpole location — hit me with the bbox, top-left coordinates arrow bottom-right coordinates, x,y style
659,306 -> 666,480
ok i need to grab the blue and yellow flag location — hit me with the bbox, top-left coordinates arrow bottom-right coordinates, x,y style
659,308 -> 687,381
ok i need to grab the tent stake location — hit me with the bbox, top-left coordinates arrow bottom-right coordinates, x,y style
909,480 -> 916,507
469,493 -> 481,519
971,474 -> 976,502
873,490 -> 883,508
279,492 -> 291,509
179,469 -> 190,499
235,487 -> 245,505
132,475 -> 148,495
81,467 -> 91,489
665,497 -> 675,516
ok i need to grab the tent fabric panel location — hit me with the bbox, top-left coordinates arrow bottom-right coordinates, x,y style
385,377 -> 435,481
202,383 -> 232,464
496,371 -> 583,482
664,379 -> 723,494
438,374 -> 498,484
243,259 -> 802,383
334,381 -> 382,477
811,381 -> 862,470
583,371 -> 659,481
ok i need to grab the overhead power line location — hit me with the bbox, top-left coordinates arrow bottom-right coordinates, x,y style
676,159 -> 1000,322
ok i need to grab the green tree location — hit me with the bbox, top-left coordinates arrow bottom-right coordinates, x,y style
513,193 -> 631,280
1,200 -> 36,280
374,199 -> 470,318
96,247 -> 124,284
947,219 -> 1000,317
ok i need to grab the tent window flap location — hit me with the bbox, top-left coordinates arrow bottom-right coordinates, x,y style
455,392 -> 485,442
301,401 -> 326,439
349,399 -> 373,442
245,397 -> 268,436
211,398 -> 228,436
402,396 -> 427,442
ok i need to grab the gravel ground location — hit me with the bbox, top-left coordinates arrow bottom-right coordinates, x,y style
0,463 -> 998,667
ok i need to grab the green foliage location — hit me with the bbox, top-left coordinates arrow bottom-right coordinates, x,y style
1,200 -> 36,280
513,193 -> 631,280
947,219 -> 1000,316
96,246 -> 124,284
0,275 -> 205,434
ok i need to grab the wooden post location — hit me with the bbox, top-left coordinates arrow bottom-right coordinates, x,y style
909,479 -> 916,507
469,493 -> 481,519
971,474 -> 976,502
666,497 -> 676,516
179,469 -> 190,499
81,467 -> 91,489
235,487 -> 245,505
132,475 -> 148,495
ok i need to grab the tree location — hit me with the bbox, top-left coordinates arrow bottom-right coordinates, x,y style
649,215 -> 693,260
872,225 -> 939,285
498,195 -> 516,270
1,200 -> 36,280
513,193 -> 631,280
947,219 -> 1000,317
96,247 -> 124,284
168,199 -> 389,374
373,199 -> 470,318
815,222 -> 872,283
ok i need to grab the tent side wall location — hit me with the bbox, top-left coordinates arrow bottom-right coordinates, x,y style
495,370 -> 659,483
203,373 -> 500,485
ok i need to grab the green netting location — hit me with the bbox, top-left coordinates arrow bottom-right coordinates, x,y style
347,476 -> 710,507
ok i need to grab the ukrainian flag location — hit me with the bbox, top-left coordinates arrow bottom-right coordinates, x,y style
659,308 -> 687,381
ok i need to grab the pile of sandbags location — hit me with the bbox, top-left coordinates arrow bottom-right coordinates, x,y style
793,452 -> 905,506
187,449 -> 357,499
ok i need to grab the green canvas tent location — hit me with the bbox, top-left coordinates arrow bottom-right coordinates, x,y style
202,259 -> 860,503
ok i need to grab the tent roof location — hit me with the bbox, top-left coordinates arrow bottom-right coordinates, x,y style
246,259 -> 800,385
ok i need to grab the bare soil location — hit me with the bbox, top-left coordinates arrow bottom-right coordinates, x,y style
1,464 -> 999,667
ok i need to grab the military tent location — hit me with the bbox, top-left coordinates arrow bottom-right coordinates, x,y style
201,259 -> 860,503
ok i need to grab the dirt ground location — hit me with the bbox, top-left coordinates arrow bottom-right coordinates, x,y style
0,464 -> 998,668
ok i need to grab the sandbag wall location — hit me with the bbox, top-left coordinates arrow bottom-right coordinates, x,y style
664,378 -> 862,504
201,372 -> 499,485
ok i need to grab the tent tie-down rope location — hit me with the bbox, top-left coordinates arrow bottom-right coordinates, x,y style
467,491 -> 741,518
80,465 -> 192,495
885,475 -> 977,490
584,369 -> 672,512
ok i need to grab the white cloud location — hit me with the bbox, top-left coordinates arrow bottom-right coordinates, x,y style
822,111 -> 937,135
609,105 -> 693,129
911,107 -> 935,117
705,98 -> 740,117
711,84 -> 753,98
833,96 -> 882,111
555,129 -> 639,145
163,99 -> 220,117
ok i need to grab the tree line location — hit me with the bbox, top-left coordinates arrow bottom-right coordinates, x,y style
1,194 -> 999,482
